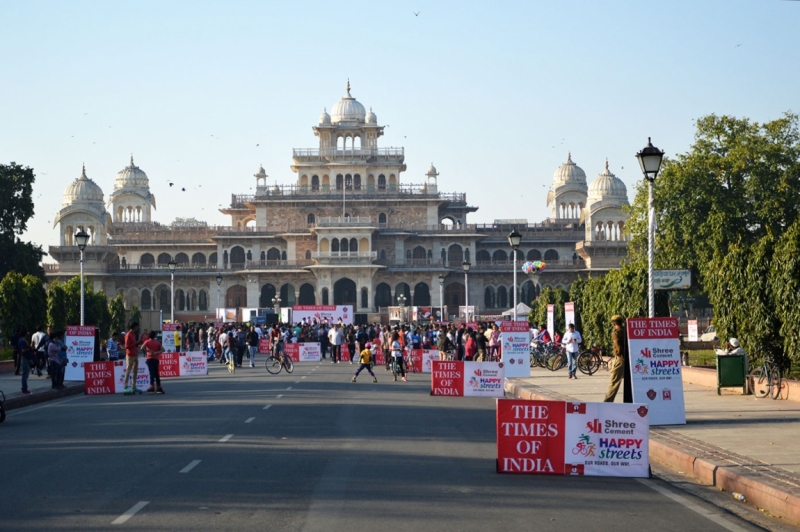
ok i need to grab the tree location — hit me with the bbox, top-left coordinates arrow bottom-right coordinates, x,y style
0,163 -> 45,279
109,293 -> 126,335
55,276 -> 112,335
128,306 -> 141,329
47,280 -> 68,331
0,272 -> 46,335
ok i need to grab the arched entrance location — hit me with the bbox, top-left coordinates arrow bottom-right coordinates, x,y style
413,282 -> 430,306
226,285 -> 246,308
333,278 -> 357,306
260,284 -> 276,308
444,282 -> 465,310
374,282 -> 392,311
298,283 -> 315,305
280,284 -> 296,306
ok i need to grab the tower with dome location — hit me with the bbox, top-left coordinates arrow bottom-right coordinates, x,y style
46,83 -> 631,328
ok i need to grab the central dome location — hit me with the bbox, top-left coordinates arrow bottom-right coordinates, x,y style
553,153 -> 587,185
331,81 -> 366,124
63,164 -> 104,205
114,156 -> 150,191
588,160 -> 628,200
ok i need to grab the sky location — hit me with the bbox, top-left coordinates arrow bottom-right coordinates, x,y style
2,0 -> 799,258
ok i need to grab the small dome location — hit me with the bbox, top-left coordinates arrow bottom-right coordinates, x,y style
113,155 -> 150,191
254,164 -> 267,178
331,80 -> 366,124
365,107 -> 377,124
63,164 -> 104,205
319,108 -> 331,126
426,162 -> 438,176
553,152 -> 587,185
588,160 -> 628,200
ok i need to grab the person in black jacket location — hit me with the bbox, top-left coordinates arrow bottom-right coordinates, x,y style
246,326 -> 259,368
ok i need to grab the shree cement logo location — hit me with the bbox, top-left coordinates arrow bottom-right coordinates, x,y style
467,367 -> 502,389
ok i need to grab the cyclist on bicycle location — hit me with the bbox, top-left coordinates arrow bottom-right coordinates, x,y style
390,331 -> 406,382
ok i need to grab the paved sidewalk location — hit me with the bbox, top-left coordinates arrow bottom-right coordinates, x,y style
506,367 -> 800,527
0,367 -> 84,410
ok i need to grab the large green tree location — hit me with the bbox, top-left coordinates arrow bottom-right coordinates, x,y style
0,163 -> 45,279
0,272 -> 46,335
47,276 -> 112,336
109,293 -> 126,335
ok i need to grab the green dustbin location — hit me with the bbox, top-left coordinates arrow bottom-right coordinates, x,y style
716,355 -> 747,395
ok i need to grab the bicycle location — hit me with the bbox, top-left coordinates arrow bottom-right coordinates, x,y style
226,349 -> 236,374
406,349 -> 418,374
265,352 -> 294,375
577,345 -> 611,376
391,355 -> 406,381
749,355 -> 782,400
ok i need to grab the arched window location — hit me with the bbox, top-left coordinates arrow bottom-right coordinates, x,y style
141,288 -> 152,310
341,239 -> 349,252
413,246 -> 426,260
175,252 -> 189,264
544,249 -> 559,261
157,253 -> 171,265
299,283 -> 316,305
307,213 -> 315,225
378,213 -> 387,225
141,253 -> 154,267
267,247 -> 280,261
260,284 -> 276,307
281,250 -> 287,260
448,244 -> 463,264
246,249 -> 252,261
413,283 -> 431,306
332,239 -> 340,252
484,286 -> 496,308
280,284 -> 296,306
345,174 -> 353,190
375,283 -> 392,310
305,249 -> 311,260
378,174 -> 386,190
476,250 -> 490,263
497,286 -> 508,309
350,238 -> 358,252
379,249 -> 387,260
260,250 -> 265,261
336,174 -> 343,190
361,287 -> 368,308
405,249 -> 412,260
311,175 -> 320,191
230,246 -> 245,266
321,288 -> 329,305
354,174 -> 361,190
223,250 -> 228,265
492,250 -> 508,263
198,290 -> 208,311
191,252 -> 206,265
209,252 -> 218,266
465,249 -> 470,262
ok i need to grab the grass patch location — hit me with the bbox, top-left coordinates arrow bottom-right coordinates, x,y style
0,347 -> 13,361
686,349 -> 716,367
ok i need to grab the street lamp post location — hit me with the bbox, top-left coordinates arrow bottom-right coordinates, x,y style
74,230 -> 90,326
168,260 -> 177,323
216,273 -> 223,319
462,261 -> 471,323
438,274 -> 445,322
636,137 -> 665,318
272,296 -> 282,320
508,230 -> 522,320
397,294 -> 407,323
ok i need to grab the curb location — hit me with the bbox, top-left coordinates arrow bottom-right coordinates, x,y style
4,382 -> 85,411
504,379 -> 800,528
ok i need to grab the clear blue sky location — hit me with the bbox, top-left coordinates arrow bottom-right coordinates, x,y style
2,0 -> 798,255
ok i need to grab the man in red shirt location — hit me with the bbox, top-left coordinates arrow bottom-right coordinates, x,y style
143,330 -> 165,394
124,322 -> 145,394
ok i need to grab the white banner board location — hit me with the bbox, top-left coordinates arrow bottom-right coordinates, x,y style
687,320 -> 698,342
463,361 -> 505,397
653,270 -> 691,290
564,302 -> 575,329
162,322 -> 181,352
547,305 -> 555,338
65,326 -> 95,381
291,305 -> 353,325
501,321 -> 531,378
626,318 -> 686,425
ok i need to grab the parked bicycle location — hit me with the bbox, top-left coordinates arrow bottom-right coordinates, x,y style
749,354 -> 782,400
577,345 -> 612,376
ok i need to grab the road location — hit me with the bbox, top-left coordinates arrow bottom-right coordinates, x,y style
0,360 -> 766,531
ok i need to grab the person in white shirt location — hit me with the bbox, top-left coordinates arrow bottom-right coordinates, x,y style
562,323 -> 583,379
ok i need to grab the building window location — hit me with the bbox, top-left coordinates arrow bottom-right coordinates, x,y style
378,213 -> 387,224
307,213 -> 315,225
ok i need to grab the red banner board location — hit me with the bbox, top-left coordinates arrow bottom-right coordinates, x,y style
496,399 -> 566,474
259,338 -> 271,354
431,361 -> 465,396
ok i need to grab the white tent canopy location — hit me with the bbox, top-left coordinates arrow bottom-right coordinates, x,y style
502,302 -> 532,317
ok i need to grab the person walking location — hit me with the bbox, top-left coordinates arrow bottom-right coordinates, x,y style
603,315 -> 632,402
437,325 -> 451,360
124,322 -> 144,394
562,323 -> 582,379
329,325 -> 342,364
352,342 -> 377,383
346,326 -> 356,364
247,326 -> 259,368
47,330 -> 67,390
31,325 -> 49,378
390,331 -> 406,382
18,328 -> 33,395
143,330 -> 166,394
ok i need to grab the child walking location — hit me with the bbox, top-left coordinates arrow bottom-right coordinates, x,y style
352,343 -> 377,383
143,330 -> 166,394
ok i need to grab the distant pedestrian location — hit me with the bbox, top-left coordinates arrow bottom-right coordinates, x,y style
352,342 -> 377,383
124,322 -> 144,393
390,331 -> 406,382
247,326 -> 259,368
143,330 -> 165,394
603,315 -> 632,402
18,328 -> 33,395
562,323 -> 582,379
47,330 -> 67,390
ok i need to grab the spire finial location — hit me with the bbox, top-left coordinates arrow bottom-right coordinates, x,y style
605,158 -> 609,171
130,153 -> 134,166
346,79 -> 351,97
81,162 -> 86,176
567,151 -> 572,162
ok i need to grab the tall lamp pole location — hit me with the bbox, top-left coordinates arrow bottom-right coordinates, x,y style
438,274 -> 445,322
168,260 -> 177,322
636,137 -> 665,318
74,230 -> 90,326
508,230 -> 522,320
397,294 -> 407,323
272,296 -> 282,321
216,273 -> 223,320
462,261 -> 471,323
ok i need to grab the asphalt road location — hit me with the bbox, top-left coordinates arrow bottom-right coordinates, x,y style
0,360 -> 766,531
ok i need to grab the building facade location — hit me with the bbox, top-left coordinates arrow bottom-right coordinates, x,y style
46,84 -> 630,325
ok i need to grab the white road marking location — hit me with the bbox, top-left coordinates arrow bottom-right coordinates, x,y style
286,386 -> 292,390
636,479 -> 749,532
6,394 -> 86,417
263,404 -> 272,410
179,460 -> 201,473
276,394 -> 283,399
301,376 -> 307,379
295,380 -> 300,384
219,434 -> 233,442
245,417 -> 255,423
111,501 -> 149,525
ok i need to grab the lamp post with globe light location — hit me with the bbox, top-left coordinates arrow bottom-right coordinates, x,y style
438,274 -> 445,322
462,261 -> 471,323
74,230 -> 90,326
636,138 -> 665,318
508,230 -> 522,320
216,273 -> 223,320
168,260 -> 177,322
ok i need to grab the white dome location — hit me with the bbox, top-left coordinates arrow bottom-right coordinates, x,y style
365,107 -> 377,124
63,165 -> 104,205
113,156 -> 150,191
588,160 -> 628,200
319,108 -> 331,126
331,81 -> 366,124
255,164 -> 267,178
553,153 -> 587,185
426,162 -> 438,176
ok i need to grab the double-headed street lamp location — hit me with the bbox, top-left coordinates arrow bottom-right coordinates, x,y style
438,274 -> 445,322
168,259 -> 177,322
462,260 -> 471,323
397,294 -> 407,322
74,230 -> 90,326
216,273 -> 223,318
636,137 -> 665,318
508,229 -> 522,320
272,295 -> 282,318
